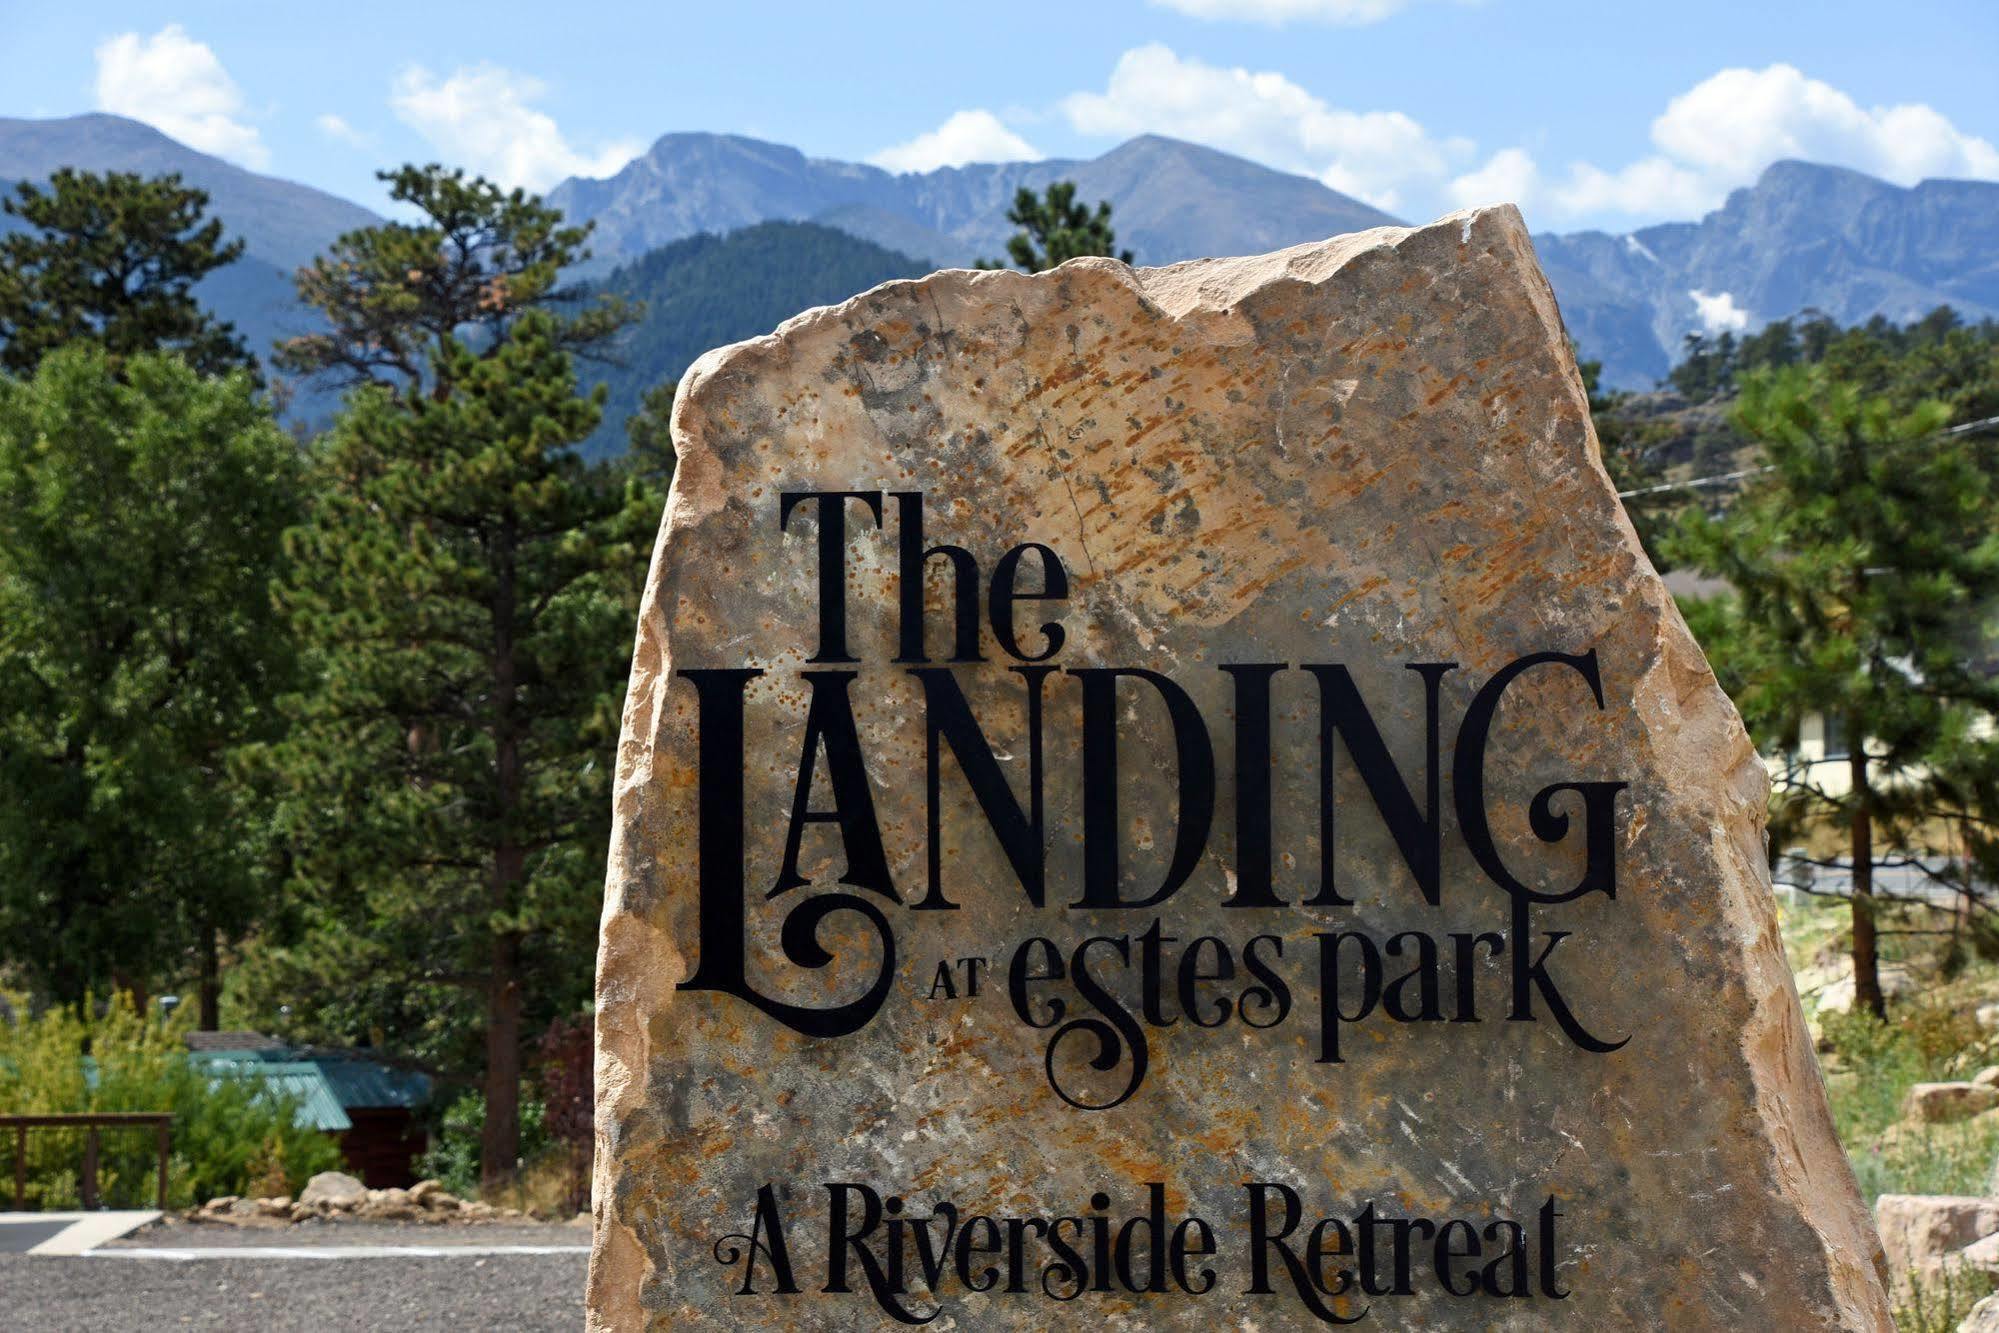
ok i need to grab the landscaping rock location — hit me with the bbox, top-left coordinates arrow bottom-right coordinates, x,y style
198,1195 -> 238,1215
299,1170 -> 367,1211
253,1196 -> 291,1218
1963,1291 -> 1999,1331
1905,1083 -> 1999,1124
358,1186 -> 418,1221
1975,1067 -> 1999,1090
1980,1004 -> 1999,1033
1875,1195 -> 1999,1287
407,1178 -> 463,1213
1958,1233 -> 1999,1276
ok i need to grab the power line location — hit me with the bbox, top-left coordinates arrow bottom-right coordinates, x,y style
1618,465 -> 1770,500
1615,412 -> 1999,500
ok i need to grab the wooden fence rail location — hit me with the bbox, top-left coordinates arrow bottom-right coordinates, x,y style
0,1112 -> 173,1211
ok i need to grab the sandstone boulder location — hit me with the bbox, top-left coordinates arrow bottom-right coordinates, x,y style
1964,1291 -> 1999,1331
410,1179 -> 462,1213
298,1170 -> 366,1211
1957,1232 -> 1999,1276
357,1186 -> 417,1221
590,208 -> 1890,1328
1906,1083 -> 1999,1124
1876,1195 -> 1999,1286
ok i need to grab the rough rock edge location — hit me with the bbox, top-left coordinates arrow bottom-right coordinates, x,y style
586,206 -> 1890,1329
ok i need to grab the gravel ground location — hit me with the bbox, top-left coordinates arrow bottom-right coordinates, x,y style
0,1218 -> 591,1332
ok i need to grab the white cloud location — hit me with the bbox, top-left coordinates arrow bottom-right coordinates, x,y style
1690,289 -> 1751,335
1063,44 -> 1468,211
314,113 -> 369,148
94,25 -> 267,168
869,110 -> 1042,174
1054,51 -> 1999,229
1446,146 -> 1538,210
1651,64 -> 1999,184
390,64 -> 640,191
1548,155 -> 1713,219
1465,64 -> 1999,225
1149,0 -> 1414,23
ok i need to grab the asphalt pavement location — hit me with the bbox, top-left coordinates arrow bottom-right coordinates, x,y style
0,1218 -> 591,1332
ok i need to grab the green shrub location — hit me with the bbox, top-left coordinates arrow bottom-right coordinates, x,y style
1821,1003 -> 1999,1204
1895,1265 -> 1995,1333
417,1088 -> 549,1199
0,991 -> 341,1208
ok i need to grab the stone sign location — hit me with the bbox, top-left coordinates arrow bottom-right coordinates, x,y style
588,207 -> 1891,1328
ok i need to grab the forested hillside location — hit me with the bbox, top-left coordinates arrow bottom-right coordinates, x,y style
581,221 -> 928,456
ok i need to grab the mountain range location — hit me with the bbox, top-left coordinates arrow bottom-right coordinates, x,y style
3,112 -> 1997,411
548,132 -> 1401,272
0,114 -> 377,380
1535,160 -> 1999,386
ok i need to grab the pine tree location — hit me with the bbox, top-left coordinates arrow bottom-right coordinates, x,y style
275,166 -> 653,1185
1672,366 -> 1999,1017
0,170 -> 251,377
976,182 -> 1133,272
623,380 -> 676,492
276,165 -> 630,393
0,347 -> 300,1013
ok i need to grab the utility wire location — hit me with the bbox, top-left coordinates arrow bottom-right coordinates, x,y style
1615,412 -> 1999,500
1618,465 -> 1770,500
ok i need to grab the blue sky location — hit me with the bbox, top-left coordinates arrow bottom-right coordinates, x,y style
3,1 -> 1997,233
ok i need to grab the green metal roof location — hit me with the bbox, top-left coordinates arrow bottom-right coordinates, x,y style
181,1043 -> 433,1113
190,1053 -> 352,1132
305,1054 -> 431,1111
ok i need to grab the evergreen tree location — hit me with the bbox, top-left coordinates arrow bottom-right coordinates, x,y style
977,182 -> 1133,272
275,166 -> 653,1185
0,170 -> 251,377
1671,367 -> 1999,1017
1578,354 -> 1684,566
0,347 -> 300,1014
623,380 -> 676,493
277,165 -> 630,394
1668,330 -> 1738,402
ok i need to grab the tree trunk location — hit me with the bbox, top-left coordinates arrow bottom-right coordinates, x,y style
479,927 -> 524,1190
198,920 -> 220,1030
1849,737 -> 1885,1019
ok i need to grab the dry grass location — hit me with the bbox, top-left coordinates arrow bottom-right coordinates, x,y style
479,1145 -> 590,1219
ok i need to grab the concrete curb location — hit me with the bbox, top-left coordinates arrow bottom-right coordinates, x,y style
0,1211 -> 161,1255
